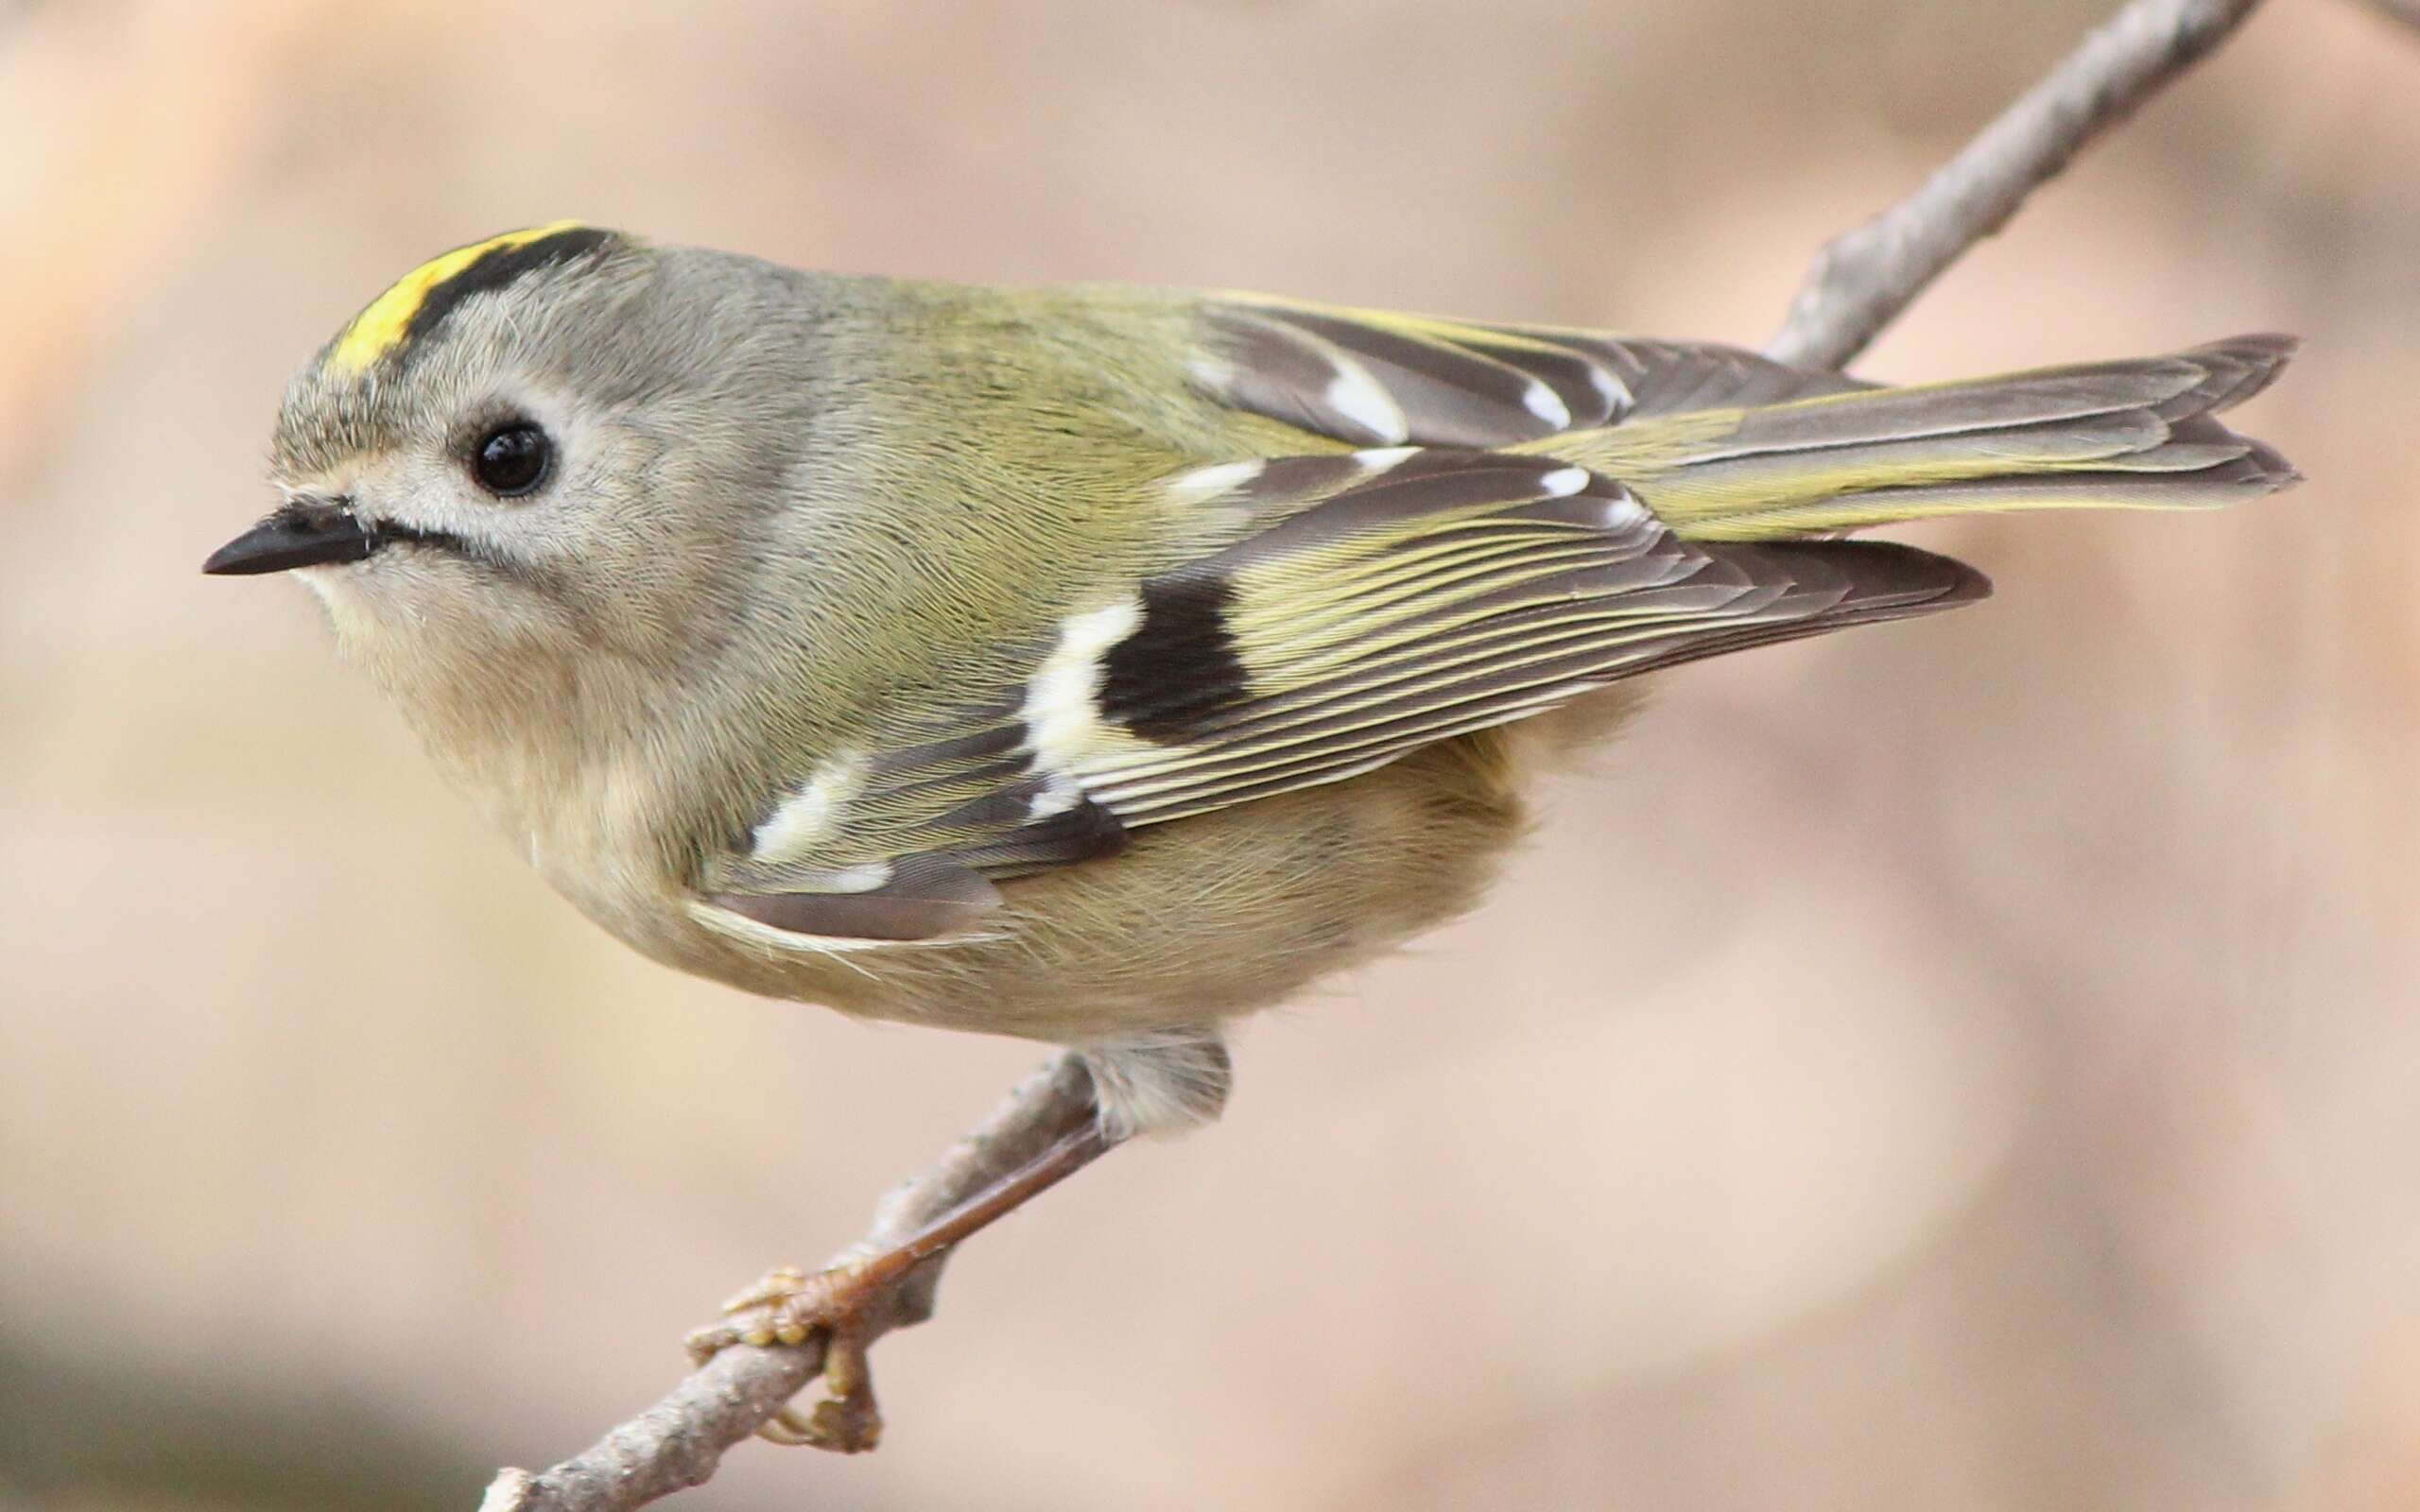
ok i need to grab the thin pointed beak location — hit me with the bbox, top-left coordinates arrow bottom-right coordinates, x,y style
203,498 -> 379,576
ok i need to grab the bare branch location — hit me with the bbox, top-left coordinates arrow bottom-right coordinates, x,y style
2359,0 -> 2420,33
1765,0 -> 2268,369
479,1056 -> 1098,1512
478,3 -> 2276,1506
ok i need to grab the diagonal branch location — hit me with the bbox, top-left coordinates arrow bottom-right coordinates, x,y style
2360,0 -> 2420,34
1765,0 -> 2267,369
479,1056 -> 1097,1512
479,1 -> 2271,1506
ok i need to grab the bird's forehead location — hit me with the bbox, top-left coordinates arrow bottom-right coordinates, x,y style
272,221 -> 631,482
321,220 -> 621,378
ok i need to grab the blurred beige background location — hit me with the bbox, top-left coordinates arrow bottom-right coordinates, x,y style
3,1 -> 2416,1507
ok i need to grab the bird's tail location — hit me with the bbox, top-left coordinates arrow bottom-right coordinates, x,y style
1576,335 -> 2300,541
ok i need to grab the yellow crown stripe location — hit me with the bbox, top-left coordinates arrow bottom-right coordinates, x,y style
326,220 -> 592,374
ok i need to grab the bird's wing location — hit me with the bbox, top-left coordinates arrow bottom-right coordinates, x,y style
698,445 -> 1983,946
1182,292 -> 1866,448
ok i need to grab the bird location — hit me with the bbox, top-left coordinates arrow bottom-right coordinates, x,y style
205,222 -> 2297,1446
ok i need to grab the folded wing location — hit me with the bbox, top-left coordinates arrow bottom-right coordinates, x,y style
699,446 -> 1984,944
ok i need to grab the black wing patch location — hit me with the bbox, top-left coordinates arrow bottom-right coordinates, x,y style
1099,576 -> 1251,740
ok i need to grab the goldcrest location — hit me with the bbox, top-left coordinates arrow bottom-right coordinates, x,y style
208,223 -> 2298,1139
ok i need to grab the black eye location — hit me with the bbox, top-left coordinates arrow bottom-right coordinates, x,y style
470,421 -> 553,497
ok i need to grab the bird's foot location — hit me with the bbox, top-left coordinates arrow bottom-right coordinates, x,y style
684,1263 -> 890,1452
678,1062 -> 1122,1454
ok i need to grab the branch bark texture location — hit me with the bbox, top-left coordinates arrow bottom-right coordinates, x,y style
2362,0 -> 2420,33
481,1057 -> 1096,1512
481,1 -> 2269,1505
1764,0 -> 2264,369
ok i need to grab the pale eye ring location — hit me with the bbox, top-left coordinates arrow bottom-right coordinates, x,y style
469,421 -> 553,497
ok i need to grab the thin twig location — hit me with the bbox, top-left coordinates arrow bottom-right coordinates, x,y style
2360,0 -> 2420,32
480,1057 -> 1097,1511
1765,0 -> 2267,369
478,2 -> 2273,1505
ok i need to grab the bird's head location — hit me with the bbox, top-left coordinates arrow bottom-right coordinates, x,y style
211,223 -> 823,743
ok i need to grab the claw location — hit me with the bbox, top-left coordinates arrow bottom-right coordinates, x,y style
798,1329 -> 882,1452
756,1403 -> 823,1449
676,1088 -> 1118,1457
682,1318 -> 738,1367
719,1264 -> 806,1314
685,1262 -> 887,1452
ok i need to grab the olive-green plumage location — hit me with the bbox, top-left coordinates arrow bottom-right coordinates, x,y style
218,225 -> 2297,1136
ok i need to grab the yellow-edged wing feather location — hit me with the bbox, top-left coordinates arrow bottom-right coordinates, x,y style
700,297 -> 2291,942
702,446 -> 1982,942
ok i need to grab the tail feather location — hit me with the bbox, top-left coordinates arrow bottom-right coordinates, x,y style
2159,334 -> 2295,418
1732,450 -> 2291,536
1591,335 -> 2300,541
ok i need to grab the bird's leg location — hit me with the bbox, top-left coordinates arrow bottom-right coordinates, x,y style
683,1068 -> 1115,1452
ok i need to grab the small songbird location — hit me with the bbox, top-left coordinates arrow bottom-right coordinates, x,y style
207,223 -> 2296,1443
